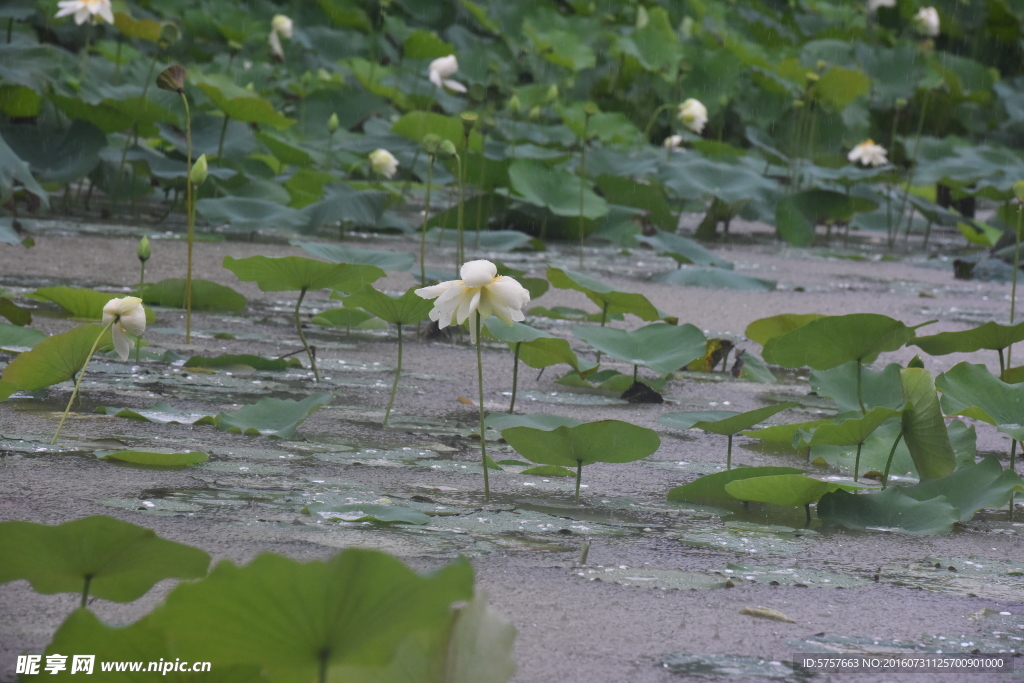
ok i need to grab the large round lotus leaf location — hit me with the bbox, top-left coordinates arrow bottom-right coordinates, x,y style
797,406 -> 904,447
635,230 -> 732,268
0,321 -> 44,351
936,362 -> 1024,439
223,255 -> 384,293
741,419 -> 832,451
485,412 -> 582,432
291,240 -> 415,271
657,154 -> 778,206
899,368 -> 956,481
810,362 -> 904,413
215,393 -> 333,439
95,450 -> 209,467
725,475 -> 865,507
0,132 -> 48,208
547,267 -> 666,321
33,286 -> 157,323
652,267 -> 776,291
745,313 -> 824,346
659,402 -> 797,436
193,74 -> 293,129
666,466 -> 804,504
1,324 -> 111,391
501,420 -> 660,468
914,321 -> 1024,355
762,313 -> 917,370
817,487 -> 959,535
486,320 -> 595,374
0,516 -> 209,602
148,550 -> 473,680
508,159 -> 609,220
198,197 -> 307,232
342,285 -> 433,325
140,279 -> 247,313
2,120 -> 105,184
572,323 -> 706,373
901,455 -> 1024,522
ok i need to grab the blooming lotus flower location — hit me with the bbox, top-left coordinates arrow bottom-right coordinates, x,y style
428,55 -> 467,94
663,135 -> 684,151
913,7 -> 940,37
369,149 -> 399,179
102,297 -> 146,361
55,0 -> 114,25
268,14 -> 293,60
678,98 -> 708,134
847,139 -> 889,167
415,260 -> 530,342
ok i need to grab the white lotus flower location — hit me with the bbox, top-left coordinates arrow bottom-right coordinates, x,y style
369,149 -> 399,179
102,297 -> 146,361
914,7 -> 940,37
867,0 -> 896,11
415,260 -> 530,342
847,139 -> 889,167
55,0 -> 114,25
663,135 -> 684,151
268,14 -> 293,59
678,98 -> 708,134
428,55 -> 467,94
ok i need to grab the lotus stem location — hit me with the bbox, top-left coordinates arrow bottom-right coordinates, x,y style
578,131 -> 588,270
642,103 -> 674,142
574,460 -> 583,503
79,22 -> 93,80
999,348 -> 1006,379
455,153 -> 465,276
891,91 -> 930,249
854,441 -> 863,482
1011,440 -> 1018,521
52,320 -> 115,444
217,115 -> 229,160
476,131 -> 487,248
881,430 -> 905,490
633,364 -> 638,383
81,574 -> 92,609
475,314 -> 489,501
294,287 -> 320,382
419,154 -> 435,285
178,91 -> 195,344
578,539 -> 590,565
383,323 -> 402,427
856,360 -> 866,414
509,342 -> 520,413
726,434 -> 734,470
594,301 -> 609,365
1009,206 -> 1022,370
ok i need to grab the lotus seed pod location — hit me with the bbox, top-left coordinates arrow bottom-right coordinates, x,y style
158,22 -> 181,47
156,65 -> 186,92
460,111 -> 478,135
438,140 -> 458,158
190,154 -> 208,185
421,133 -> 443,155
137,236 -> 151,263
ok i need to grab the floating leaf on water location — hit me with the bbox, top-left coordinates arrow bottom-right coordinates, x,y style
216,393 -> 334,439
0,515 -> 210,602
224,255 -> 385,293
95,401 -> 216,425
667,467 -> 804,505
291,240 -> 416,271
520,465 -> 576,477
573,323 -> 706,373
302,503 -> 431,525
0,321 -> 45,351
653,267 -> 776,291
485,413 -> 582,432
660,653 -> 810,679
739,606 -> 796,623
817,487 -> 959,535
901,455 -> 1024,522
94,450 -> 209,467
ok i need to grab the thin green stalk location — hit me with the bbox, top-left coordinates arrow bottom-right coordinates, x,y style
383,323 -> 402,426
892,92 -> 930,249
216,115 -> 229,160
476,131 -> 487,248
52,320 -> 116,444
113,39 -> 123,85
327,130 -> 335,172
632,364 -> 638,383
509,342 -> 520,413
179,92 -> 195,343
595,301 -> 609,365
1009,206 -> 1022,370
475,314 -> 489,501
6,18 -> 12,43
1011,440 -> 1017,520
726,434 -> 734,470
881,430 -> 905,489
294,287 -> 320,382
578,135 -> 588,270
642,103 -> 674,141
574,461 -> 583,503
81,575 -> 92,609
854,441 -> 863,482
455,153 -> 465,275
999,348 -> 1006,379
79,22 -> 93,80
856,360 -> 866,414
419,155 -> 435,284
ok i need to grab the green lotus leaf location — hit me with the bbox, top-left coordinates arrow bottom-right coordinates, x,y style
899,368 -> 956,481
902,455 -> 1024,522
139,279 -> 247,313
32,286 -> 157,322
762,314 -> 919,370
666,467 -> 804,504
0,516 -> 209,602
148,550 -> 472,680
215,393 -> 333,439
197,197 -> 308,233
0,380 -> 16,401
2,120 -> 105,184
183,354 -> 302,371
0,130 -> 48,208
657,154 -> 778,207
741,419 -> 832,451
810,362 -> 904,413
745,313 -> 824,346
342,285 -> 434,325
572,323 -> 706,373
1,324 -> 111,391
527,306 -> 623,323
724,475 -> 866,507
547,267 -> 666,322
302,503 -> 430,525
809,66 -> 871,111
817,487 -> 959,535
520,465 -> 576,477
914,321 -> 1024,356
936,362 -> 1024,439
427,228 -> 534,252
660,403 -> 798,436
596,180 -> 677,234
652,268 -> 776,291
635,230 -> 732,268
311,308 -> 376,329
0,295 -> 31,325
223,255 -> 384,293
0,321 -> 44,351
485,413 -> 582,433
507,159 -> 609,220
95,450 -> 209,467
797,406 -> 904,447
292,240 -> 415,271
485,320 -> 595,374
95,401 -> 216,425
501,420 -> 660,500
193,73 -> 293,129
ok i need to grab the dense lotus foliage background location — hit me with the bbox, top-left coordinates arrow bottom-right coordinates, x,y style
5,0 -> 1024,680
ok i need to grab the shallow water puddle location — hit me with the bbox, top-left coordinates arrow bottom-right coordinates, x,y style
878,556 -> 1024,603
673,521 -> 818,555
660,653 -> 813,681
